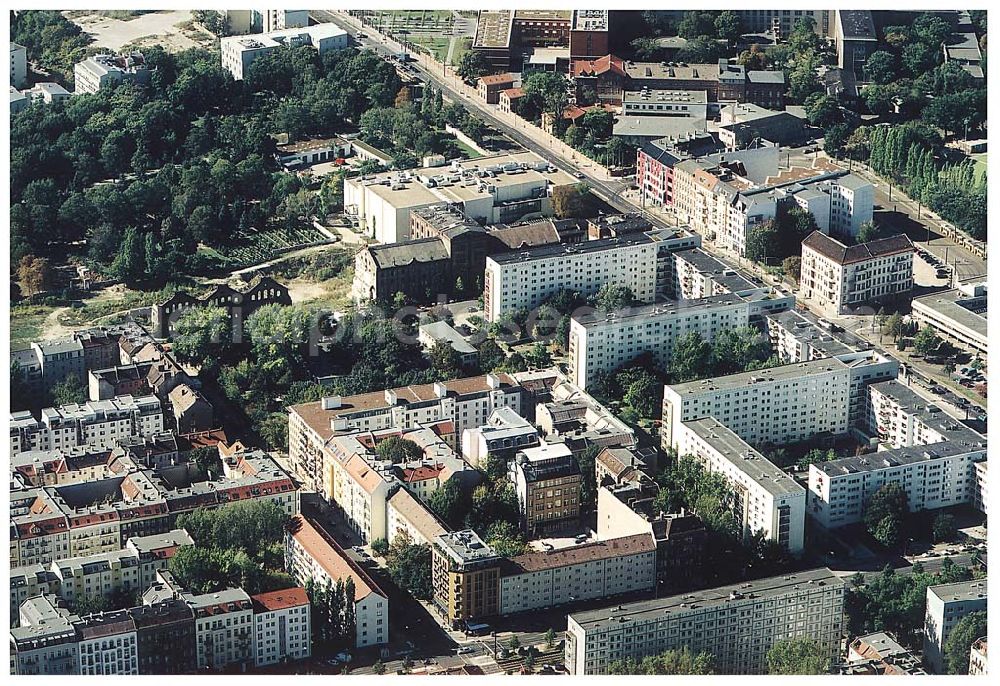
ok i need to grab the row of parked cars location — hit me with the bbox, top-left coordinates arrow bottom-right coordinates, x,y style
915,246 -> 953,280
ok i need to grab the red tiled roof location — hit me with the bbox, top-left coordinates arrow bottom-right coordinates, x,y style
251,587 -> 309,613
402,463 -> 444,482
479,73 -> 515,86
288,515 -> 385,602
571,54 -> 626,78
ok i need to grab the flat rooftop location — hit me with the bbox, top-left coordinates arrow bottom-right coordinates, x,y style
624,89 -> 708,104
514,10 -> 572,21
436,529 -> 498,563
912,289 -> 987,340
683,417 -> 807,496
488,231 -> 655,265
814,439 -> 984,478
573,294 -> 747,327
474,10 -> 514,49
570,567 -> 842,632
572,10 -> 609,32
667,356 -> 853,397
927,578 -> 987,603
624,62 -> 718,82
766,309 -> 856,358
868,379 -> 985,446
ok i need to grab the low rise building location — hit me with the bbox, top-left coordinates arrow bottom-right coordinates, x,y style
461,406 -> 540,468
285,515 -> 388,648
672,247 -> 763,300
911,283 -> 987,358
275,136 -> 352,169
418,321 -> 477,370
800,231 -> 914,315
565,567 -> 845,675
841,631 -> 926,675
477,73 -> 516,103
924,579 -> 988,673
20,82 -> 73,105
250,587 -> 311,667
719,103 -> 807,148
432,530 -> 500,629
570,54 -> 628,105
220,23 -> 349,80
499,534 -> 656,615
510,442 -> 582,535
74,53 -> 151,93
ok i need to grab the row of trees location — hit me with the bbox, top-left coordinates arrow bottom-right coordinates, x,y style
305,576 -> 357,653
671,326 -> 778,382
608,647 -> 715,675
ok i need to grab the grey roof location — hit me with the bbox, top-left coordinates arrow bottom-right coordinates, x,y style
866,379 -> 985,446
682,417 -> 807,497
813,438 -> 984,478
835,173 -> 871,192
572,294 -> 747,327
912,289 -> 987,341
666,355 -> 854,396
837,10 -> 877,40
419,320 -> 477,355
747,70 -> 785,84
487,232 -> 655,265
34,338 -> 83,355
613,114 -> 707,139
927,578 -> 987,604
366,238 -> 450,269
802,231 -> 913,265
569,567 -> 843,632
766,309 -> 855,358
435,529 -> 498,564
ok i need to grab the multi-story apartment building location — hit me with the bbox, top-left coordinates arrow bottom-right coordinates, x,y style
484,233 -> 658,321
866,379 -> 983,449
129,599 -> 197,674
969,637 -> 988,676
499,534 -> 656,615
220,23 -> 349,80
596,482 -> 706,589
285,515 -> 389,648
973,461 -> 988,514
676,418 -> 807,553
809,441 -> 986,529
765,309 -> 858,363
661,351 -> 898,449
10,595 -> 80,675
73,53 -> 151,94
911,283 -> 988,358
386,488 -> 449,548
735,10 -> 831,38
801,232 -> 914,315
10,395 -> 164,455
344,152 -> 576,244
76,610 -> 138,675
185,588 -> 254,670
568,294 -> 750,389
510,442 -> 582,535
461,406 -> 540,467
565,567 -> 845,675
288,374 -> 522,494
671,248 -> 762,300
250,587 -> 312,667
924,579 -> 988,673
432,530 -> 501,629
10,42 -> 27,88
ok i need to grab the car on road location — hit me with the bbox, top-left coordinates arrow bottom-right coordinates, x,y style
455,646 -> 475,655
574,171 -> 586,179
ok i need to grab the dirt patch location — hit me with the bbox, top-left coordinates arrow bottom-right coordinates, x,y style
64,10 -> 215,53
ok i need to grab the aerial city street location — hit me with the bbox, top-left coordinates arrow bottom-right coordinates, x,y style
8,7 -> 989,677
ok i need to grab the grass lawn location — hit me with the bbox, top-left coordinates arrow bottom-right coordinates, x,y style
376,10 -> 454,27
453,138 -> 483,159
972,153 -> 987,183
10,304 -> 54,351
407,35 -> 450,62
449,36 -> 472,66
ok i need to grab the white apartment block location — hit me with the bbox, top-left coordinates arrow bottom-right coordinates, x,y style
460,406 -> 540,468
808,441 -> 985,529
484,233 -> 658,321
801,231 -> 914,315
973,461 -> 987,514
676,418 -> 806,553
10,395 -> 164,455
765,309 -> 856,364
568,294 -> 750,389
73,53 -> 150,94
866,380 -> 979,449
11,42 -> 27,88
661,351 -> 898,449
76,611 -> 138,675
565,567 -> 845,675
10,595 -> 80,675
288,374 -> 522,494
924,579 -> 988,674
386,488 -> 448,548
672,247 -> 761,300
187,589 -> 254,670
499,534 -> 656,615
220,23 -> 349,80
343,152 -> 576,244
19,82 -> 73,105
251,587 -> 312,667
262,9 -> 310,31
285,515 -> 389,648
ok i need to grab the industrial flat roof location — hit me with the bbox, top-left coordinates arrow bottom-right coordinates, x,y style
912,289 -> 987,341
569,567 -> 842,632
624,89 -> 708,104
666,357 -> 851,397
927,578 -> 987,603
487,232 -> 655,265
613,114 -> 707,139
474,10 -> 514,49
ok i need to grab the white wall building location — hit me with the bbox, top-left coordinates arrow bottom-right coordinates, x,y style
285,515 -> 389,648
186,588 -> 254,670
220,23 -> 349,80
911,283 -> 987,358
568,294 -> 750,389
74,53 -> 150,94
250,587 -> 311,667
565,567 -> 845,675
76,611 -> 138,675
801,231 -> 914,315
676,417 -> 806,553
661,351 -> 898,449
386,488 -> 448,548
460,406 -> 539,468
924,579 -> 988,674
11,42 -> 28,88
484,233 -> 659,321
499,534 -> 656,615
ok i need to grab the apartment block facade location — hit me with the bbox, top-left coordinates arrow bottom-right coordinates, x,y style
924,579 -> 988,673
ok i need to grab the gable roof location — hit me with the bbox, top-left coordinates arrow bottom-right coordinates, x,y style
570,54 -> 626,78
802,231 -> 914,265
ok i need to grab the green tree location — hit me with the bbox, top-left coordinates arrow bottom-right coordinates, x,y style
782,256 -> 802,282
478,338 -> 506,373
245,304 -> 314,362
677,11 -> 718,39
788,50 -> 823,102
714,11 -> 742,46
745,219 -> 780,264
50,373 -> 87,406
111,227 -> 148,286
576,444 -> 601,512
864,51 -> 899,85
375,436 -> 424,463
373,660 -> 386,675
805,94 -> 842,129
428,480 -> 469,529
885,313 -> 906,342
171,305 -> 233,366
671,331 -> 714,382
592,283 -> 636,311
544,628 -> 556,649
766,637 -> 830,675
190,446 -> 223,477
551,183 -> 590,219
385,537 -> 434,600
944,611 -> 987,675
508,635 -> 521,651
932,512 -> 957,543
608,647 -> 715,675
823,123 -> 851,157
623,371 -> 661,419
428,339 -> 463,377
913,326 -> 942,356
864,482 -> 908,547
456,50 -> 491,81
